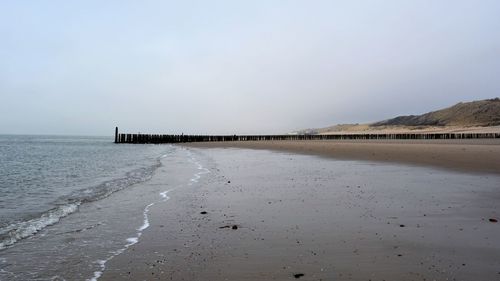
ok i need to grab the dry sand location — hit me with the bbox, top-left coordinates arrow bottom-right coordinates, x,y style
185,139 -> 500,175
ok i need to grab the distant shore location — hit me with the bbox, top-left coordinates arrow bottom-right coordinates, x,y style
185,139 -> 500,174
317,125 -> 500,135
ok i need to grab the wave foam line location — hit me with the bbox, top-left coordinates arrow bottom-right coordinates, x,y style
159,190 -> 171,200
0,203 -> 80,250
186,151 -> 210,186
89,201 -> 156,281
0,154 -> 164,252
89,148 -> 209,281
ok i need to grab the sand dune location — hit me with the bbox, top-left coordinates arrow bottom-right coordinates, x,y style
297,98 -> 500,135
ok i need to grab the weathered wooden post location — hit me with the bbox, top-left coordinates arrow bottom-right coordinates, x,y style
115,127 -> 119,143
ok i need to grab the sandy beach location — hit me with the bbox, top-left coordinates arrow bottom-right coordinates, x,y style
100,145 -> 500,281
186,139 -> 500,175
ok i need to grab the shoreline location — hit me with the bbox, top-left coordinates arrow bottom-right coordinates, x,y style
184,139 -> 500,175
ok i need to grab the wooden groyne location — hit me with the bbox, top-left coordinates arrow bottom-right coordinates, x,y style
114,127 -> 500,144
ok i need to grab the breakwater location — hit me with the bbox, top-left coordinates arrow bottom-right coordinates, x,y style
114,128 -> 500,144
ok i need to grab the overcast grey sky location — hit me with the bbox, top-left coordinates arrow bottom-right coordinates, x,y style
1,1 -> 499,135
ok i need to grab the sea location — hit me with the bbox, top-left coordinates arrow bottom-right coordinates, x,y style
0,135 -> 206,280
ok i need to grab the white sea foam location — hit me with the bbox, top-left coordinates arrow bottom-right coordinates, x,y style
188,158 -> 210,185
0,158 -> 162,253
126,237 -> 138,244
89,149 -> 210,281
90,192 -> 173,278
88,260 -> 106,281
138,203 -> 154,231
0,203 -> 80,250
88,202 -> 153,281
159,189 -> 174,200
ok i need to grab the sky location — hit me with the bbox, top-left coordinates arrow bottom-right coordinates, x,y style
1,0 -> 500,136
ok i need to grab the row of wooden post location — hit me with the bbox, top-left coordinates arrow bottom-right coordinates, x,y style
114,127 -> 500,144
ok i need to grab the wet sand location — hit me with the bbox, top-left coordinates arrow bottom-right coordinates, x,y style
186,139 -> 500,175
100,147 -> 500,281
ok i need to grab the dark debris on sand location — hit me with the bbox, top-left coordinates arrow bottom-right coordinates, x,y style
219,225 -> 239,230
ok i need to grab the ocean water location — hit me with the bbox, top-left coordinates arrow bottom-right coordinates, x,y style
0,135 -> 168,249
0,135 -> 207,280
